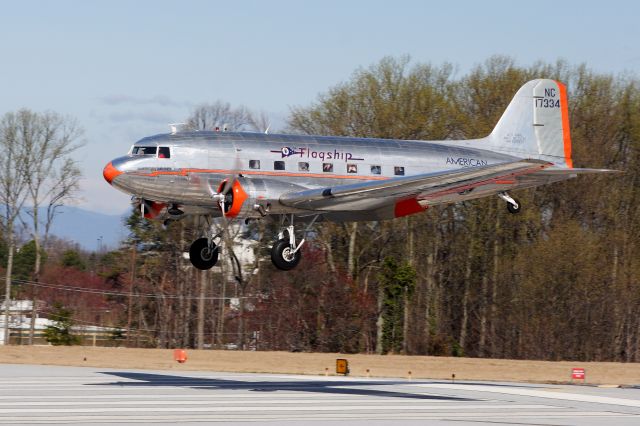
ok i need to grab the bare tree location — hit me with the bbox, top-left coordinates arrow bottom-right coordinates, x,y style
0,110 -> 83,345
1,111 -> 30,344
248,110 -> 272,133
20,111 -> 83,344
185,101 -> 252,132
185,101 -> 272,133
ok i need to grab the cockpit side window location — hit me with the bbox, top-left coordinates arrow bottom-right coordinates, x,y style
158,147 -> 170,159
132,146 -> 157,156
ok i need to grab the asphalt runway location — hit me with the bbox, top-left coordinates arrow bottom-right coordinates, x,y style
1,364 -> 640,425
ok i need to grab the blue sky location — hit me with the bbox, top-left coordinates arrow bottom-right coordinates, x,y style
1,0 -> 638,215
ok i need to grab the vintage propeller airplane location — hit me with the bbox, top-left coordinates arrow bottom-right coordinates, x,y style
104,79 -> 614,271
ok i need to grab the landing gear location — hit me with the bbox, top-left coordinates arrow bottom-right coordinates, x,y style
507,201 -> 521,215
187,213 -> 319,272
189,237 -> 219,270
270,214 -> 320,271
498,192 -> 521,214
187,178 -> 233,270
271,238 -> 301,270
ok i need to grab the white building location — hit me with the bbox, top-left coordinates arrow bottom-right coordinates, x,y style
0,300 -> 36,345
1,300 -> 120,346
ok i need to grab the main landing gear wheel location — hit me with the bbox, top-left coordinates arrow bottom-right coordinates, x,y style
189,237 -> 219,270
271,238 -> 302,271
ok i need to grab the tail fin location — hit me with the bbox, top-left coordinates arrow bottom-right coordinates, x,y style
488,79 -> 573,168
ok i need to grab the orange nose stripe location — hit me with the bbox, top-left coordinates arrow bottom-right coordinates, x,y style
103,162 -> 123,184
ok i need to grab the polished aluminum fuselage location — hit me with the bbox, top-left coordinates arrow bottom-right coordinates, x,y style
107,131 -> 559,221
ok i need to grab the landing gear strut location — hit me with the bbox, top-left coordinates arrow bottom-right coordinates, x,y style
498,192 -> 521,214
270,214 -> 319,271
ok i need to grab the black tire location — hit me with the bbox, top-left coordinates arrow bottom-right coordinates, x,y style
507,198 -> 521,214
189,238 -> 219,270
271,238 -> 302,271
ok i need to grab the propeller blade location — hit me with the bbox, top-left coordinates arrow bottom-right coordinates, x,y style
220,153 -> 242,196
218,154 -> 243,259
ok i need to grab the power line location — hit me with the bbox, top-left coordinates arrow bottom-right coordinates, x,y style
0,277 -> 258,300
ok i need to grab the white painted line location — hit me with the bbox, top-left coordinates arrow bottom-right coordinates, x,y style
0,386 -> 201,392
0,411 -> 633,424
0,404 -> 573,414
264,374 -> 393,382
0,393 -> 395,400
0,400 -> 555,408
412,384 -> 640,407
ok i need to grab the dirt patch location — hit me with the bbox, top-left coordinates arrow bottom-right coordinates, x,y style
1,345 -> 638,385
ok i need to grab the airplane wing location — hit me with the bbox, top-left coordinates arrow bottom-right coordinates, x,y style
280,160 -> 557,213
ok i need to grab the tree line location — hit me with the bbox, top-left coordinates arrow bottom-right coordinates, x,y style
2,55 -> 639,361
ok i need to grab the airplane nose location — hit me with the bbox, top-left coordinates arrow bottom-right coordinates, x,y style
103,162 -> 123,184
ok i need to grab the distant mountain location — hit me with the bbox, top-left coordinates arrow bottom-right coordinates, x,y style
46,206 -> 129,251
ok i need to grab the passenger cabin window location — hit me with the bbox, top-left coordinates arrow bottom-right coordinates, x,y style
347,164 -> 358,174
298,162 -> 309,172
394,166 -> 405,176
274,161 -> 285,170
132,146 -> 157,156
371,165 -> 381,175
158,147 -> 170,158
323,163 -> 333,172
249,160 -> 260,169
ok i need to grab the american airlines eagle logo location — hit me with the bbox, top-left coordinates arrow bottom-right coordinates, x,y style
274,146 -> 301,158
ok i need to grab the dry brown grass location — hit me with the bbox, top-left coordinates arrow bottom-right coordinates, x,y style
1,346 -> 639,385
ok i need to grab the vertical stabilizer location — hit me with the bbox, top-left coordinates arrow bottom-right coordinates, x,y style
488,79 -> 573,168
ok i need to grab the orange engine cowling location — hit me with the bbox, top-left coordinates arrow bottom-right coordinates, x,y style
214,177 -> 309,219
142,200 -> 166,219
217,179 -> 249,218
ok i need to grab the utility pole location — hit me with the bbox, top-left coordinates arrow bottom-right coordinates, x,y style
196,269 -> 206,349
217,245 -> 227,348
126,247 -> 136,345
3,240 -> 15,346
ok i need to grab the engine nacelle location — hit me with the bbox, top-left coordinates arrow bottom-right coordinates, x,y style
139,199 -> 166,219
217,177 -> 308,218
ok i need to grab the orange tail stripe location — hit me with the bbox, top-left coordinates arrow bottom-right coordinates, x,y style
556,81 -> 573,168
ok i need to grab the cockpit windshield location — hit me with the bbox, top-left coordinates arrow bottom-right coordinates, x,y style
132,146 -> 157,156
